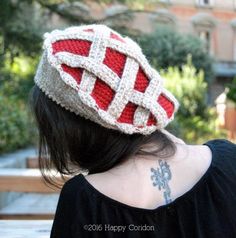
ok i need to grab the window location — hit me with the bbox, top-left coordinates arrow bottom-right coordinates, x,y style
197,0 -> 214,7
192,13 -> 216,56
199,30 -> 211,53
231,19 -> 236,61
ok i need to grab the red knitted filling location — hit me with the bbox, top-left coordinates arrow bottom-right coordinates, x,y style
61,64 -> 83,85
103,48 -> 127,77
110,32 -> 125,43
52,39 -> 92,56
134,67 -> 149,93
157,94 -> 174,118
91,78 -> 115,111
117,102 -> 138,124
147,113 -> 157,126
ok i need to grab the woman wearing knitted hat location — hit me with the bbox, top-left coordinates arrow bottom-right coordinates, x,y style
29,25 -> 236,238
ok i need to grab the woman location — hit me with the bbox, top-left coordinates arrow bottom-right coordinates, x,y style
29,24 -> 236,238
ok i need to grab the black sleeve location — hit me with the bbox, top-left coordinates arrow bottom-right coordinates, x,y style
216,139 -> 236,177
50,177 -> 78,238
206,139 -> 236,177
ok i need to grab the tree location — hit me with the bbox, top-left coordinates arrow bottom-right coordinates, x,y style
161,60 -> 224,143
135,26 -> 214,83
0,0 -> 157,60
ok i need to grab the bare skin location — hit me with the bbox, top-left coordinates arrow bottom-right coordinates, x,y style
85,131 -> 212,210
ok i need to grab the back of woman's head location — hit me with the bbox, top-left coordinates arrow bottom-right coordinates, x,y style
29,85 -> 176,184
30,24 -> 179,187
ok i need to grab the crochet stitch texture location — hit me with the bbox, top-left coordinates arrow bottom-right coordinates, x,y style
34,24 -> 179,135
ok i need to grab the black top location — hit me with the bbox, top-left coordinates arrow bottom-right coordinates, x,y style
50,139 -> 236,238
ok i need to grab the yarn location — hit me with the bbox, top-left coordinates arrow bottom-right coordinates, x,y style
34,24 -> 179,135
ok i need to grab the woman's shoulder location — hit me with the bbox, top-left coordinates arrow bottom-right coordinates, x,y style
203,139 -> 236,171
204,139 -> 236,157
59,173 -> 87,198
204,138 -> 236,147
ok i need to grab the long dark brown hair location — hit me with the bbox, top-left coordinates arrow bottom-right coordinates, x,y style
28,85 -> 176,188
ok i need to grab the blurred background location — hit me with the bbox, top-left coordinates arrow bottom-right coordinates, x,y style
0,0 -> 236,230
1,0 -> 236,154
0,0 -> 236,157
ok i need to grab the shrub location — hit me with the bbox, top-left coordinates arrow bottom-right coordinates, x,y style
0,55 -> 37,154
135,26 -> 214,83
161,60 -> 226,143
0,95 -> 36,154
226,78 -> 236,104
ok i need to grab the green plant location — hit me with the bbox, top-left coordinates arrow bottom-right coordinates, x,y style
0,95 -> 36,154
135,26 -> 214,83
161,60 -> 226,143
0,53 -> 38,154
226,78 -> 236,104
0,54 -> 37,101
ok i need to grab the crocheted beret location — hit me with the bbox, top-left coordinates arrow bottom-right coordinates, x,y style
34,24 -> 179,135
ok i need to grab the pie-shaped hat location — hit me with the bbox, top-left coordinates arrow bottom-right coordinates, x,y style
34,24 -> 179,135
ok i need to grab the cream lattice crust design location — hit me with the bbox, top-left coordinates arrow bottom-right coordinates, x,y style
34,24 -> 179,135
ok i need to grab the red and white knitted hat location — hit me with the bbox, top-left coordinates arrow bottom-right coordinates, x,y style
34,24 -> 179,135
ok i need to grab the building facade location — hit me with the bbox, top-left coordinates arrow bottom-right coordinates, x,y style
130,1 -> 236,64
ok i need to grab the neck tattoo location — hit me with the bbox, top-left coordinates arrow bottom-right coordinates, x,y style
150,160 -> 172,204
